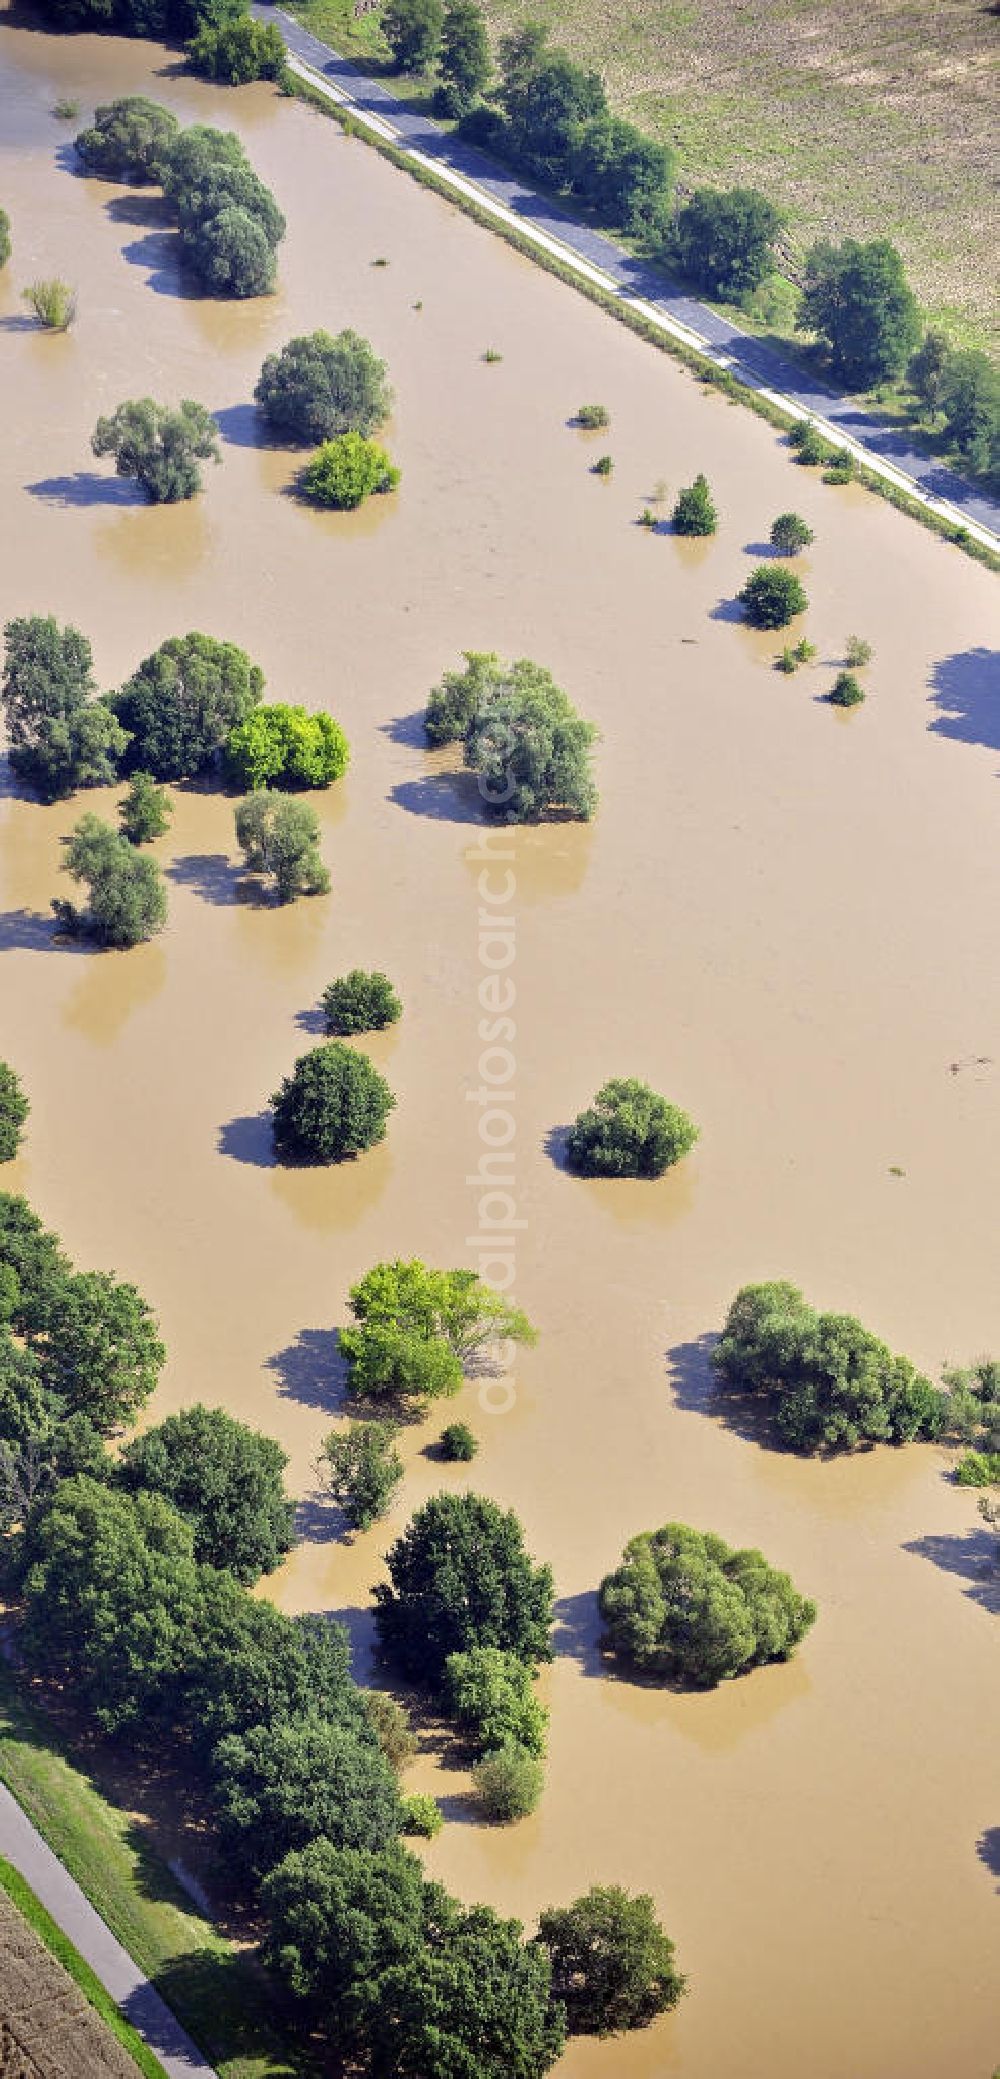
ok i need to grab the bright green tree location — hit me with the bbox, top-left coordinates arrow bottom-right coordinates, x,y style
224,704 -> 349,790
300,433 -> 400,510
443,1646 -> 548,1755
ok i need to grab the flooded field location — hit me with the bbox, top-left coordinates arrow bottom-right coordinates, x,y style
1,14 -> 999,2076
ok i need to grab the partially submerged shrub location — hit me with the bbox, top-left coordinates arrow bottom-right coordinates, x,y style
592,454 -> 613,476
235,794 -> 330,902
713,1280 -> 946,1450
538,1886 -> 685,2035
224,704 -> 349,791
738,567 -> 807,628
23,278 -> 76,331
439,1420 -> 476,1461
55,814 -> 167,949
321,970 -> 401,1036
317,1419 -> 403,1530
575,403 -> 609,428
566,1079 -> 698,1179
769,512 -> 814,554
600,1521 -> 816,1685
271,1043 -> 395,1163
789,419 -> 835,467
118,772 -> 171,845
401,1793 -> 444,1837
955,1451 -> 1000,1488
472,1744 -> 544,1821
300,433 -> 400,510
671,473 -> 717,535
0,210 -> 10,270
844,635 -> 873,667
828,672 -> 865,707
91,397 -> 221,503
444,1646 -> 548,1757
186,18 -> 286,84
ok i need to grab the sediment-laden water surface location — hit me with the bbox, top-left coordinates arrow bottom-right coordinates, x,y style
1,15 -> 999,2076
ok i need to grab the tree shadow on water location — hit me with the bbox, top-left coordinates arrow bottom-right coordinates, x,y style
104,191 -> 172,229
903,1524 -> 1000,1614
665,1333 -> 780,1450
976,1826 -> 1000,1887
266,1326 -> 346,1412
927,649 -> 1000,756
218,1114 -> 274,1167
552,1590 -> 605,1677
167,853 -> 241,906
25,472 -> 142,509
390,772 -> 483,823
381,710 -> 428,748
212,402 -> 286,452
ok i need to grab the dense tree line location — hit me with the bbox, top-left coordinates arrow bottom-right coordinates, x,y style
75,103 -> 285,298
0,1195 -> 681,2065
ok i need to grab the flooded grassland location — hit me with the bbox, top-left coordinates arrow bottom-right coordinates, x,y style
1,14 -> 999,2077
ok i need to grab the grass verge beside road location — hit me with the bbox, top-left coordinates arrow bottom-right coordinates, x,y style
0,1854 -> 167,2079
0,1664 -> 310,2079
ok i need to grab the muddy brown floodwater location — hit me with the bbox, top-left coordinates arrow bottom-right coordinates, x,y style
1,13 -> 999,2076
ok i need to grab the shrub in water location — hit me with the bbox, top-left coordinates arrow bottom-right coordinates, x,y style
440,1420 -> 476,1461
769,512 -> 814,554
738,567 -> 807,628
566,1079 -> 698,1179
0,1064 -> 29,1163
23,278 -> 76,331
271,1042 -> 395,1163
828,672 -> 865,707
401,1793 -> 444,1837
321,970 -> 401,1036
575,403 -> 609,428
671,473 -> 717,535
300,434 -> 400,510
472,1744 -> 544,1821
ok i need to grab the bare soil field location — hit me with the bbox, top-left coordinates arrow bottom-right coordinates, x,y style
0,1890 -> 140,2079
475,0 -> 999,349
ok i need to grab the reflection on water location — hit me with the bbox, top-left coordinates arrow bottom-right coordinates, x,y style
3,17 -> 1000,2079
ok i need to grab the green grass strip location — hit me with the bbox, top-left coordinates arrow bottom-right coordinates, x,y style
0,1852 -> 167,2079
0,1664 -> 310,2079
283,73 -> 999,577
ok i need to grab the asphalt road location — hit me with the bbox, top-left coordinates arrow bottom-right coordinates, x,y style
258,5 -> 1000,540
0,1782 -> 219,2079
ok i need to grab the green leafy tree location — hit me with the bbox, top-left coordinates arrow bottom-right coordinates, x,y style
186,17 -> 286,82
235,795 -> 330,902
270,1042 -> 394,1162
211,1712 -> 402,1878
444,1646 -> 548,1756
183,205 -> 278,296
18,1476 -> 201,1731
500,32 -> 607,189
473,1743 -> 544,1820
160,123 -> 247,204
110,632 -> 263,781
340,1258 -> 534,1409
939,350 -> 1000,474
322,970 -> 401,1035
671,187 -> 784,300
254,329 -> 392,445
374,1491 -> 554,1684
437,0 -> 490,117
828,671 -> 864,707
671,473 -> 717,535
0,1195 -> 70,1337
2,615 -> 127,804
369,1899 -> 565,2079
907,329 -> 952,418
738,566 -> 807,628
23,279 -> 76,331
798,238 -> 921,389
56,814 -> 167,948
32,1268 -> 165,1431
769,512 -> 814,554
0,209 -> 10,270
91,398 -> 221,503
317,1419 -> 403,1530
0,1332 -> 106,1533
457,657 -> 598,822
118,771 -> 171,845
0,1067 -> 28,1165
186,1592 -> 364,1752
571,116 -> 674,233
942,1358 -> 1000,1454
74,97 -> 179,181
363,1690 -> 417,1771
172,159 -> 286,250
300,433 -> 400,509
224,704 -> 349,791
261,1839 -> 430,2039
120,1404 -> 294,1581
401,1792 -> 443,1836
383,0 -> 444,72
537,1885 -> 685,2035
440,1419 -> 476,1460
566,1079 -> 698,1179
599,1521 -> 816,1686
713,1280 -> 947,1450
425,649 -> 509,746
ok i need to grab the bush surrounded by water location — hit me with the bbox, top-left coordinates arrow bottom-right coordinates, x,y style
600,1521 -> 817,1685
566,1079 -> 698,1179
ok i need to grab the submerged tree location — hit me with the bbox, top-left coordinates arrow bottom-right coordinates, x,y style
339,1258 -> 535,1410
224,704 -> 349,791
599,1521 -> 817,1685
110,632 -> 263,782
118,771 -> 171,845
566,1080 -> 698,1179
537,1885 -> 685,2036
91,397 -> 221,503
373,1491 -> 554,1684
737,567 -> 807,628
74,97 -> 179,181
254,329 -> 393,445
234,794 -> 331,902
270,1043 -> 395,1164
424,652 -> 597,821
299,433 -> 400,510
671,473 -> 717,536
1,615 -> 126,803
712,1281 -> 947,1450
321,970 -> 401,1036
0,1067 -> 29,1165
55,814 -> 167,949
316,1419 -> 403,1530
